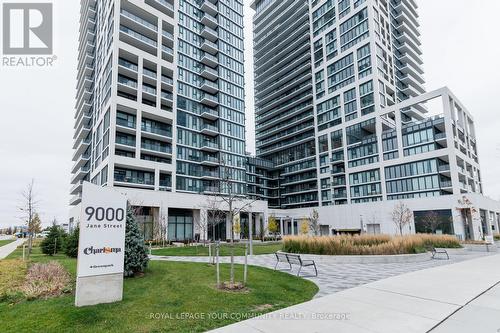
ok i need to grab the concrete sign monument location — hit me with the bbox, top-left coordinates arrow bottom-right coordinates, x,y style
75,182 -> 127,307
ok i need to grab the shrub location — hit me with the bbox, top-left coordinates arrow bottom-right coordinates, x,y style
124,206 -> 149,277
20,262 -> 71,300
282,234 -> 461,256
494,234 -> 500,241
40,225 -> 67,256
64,226 -> 79,258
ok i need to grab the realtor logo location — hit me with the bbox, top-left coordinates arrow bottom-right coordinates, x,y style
2,3 -> 53,55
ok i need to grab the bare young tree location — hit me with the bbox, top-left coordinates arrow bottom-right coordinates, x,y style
309,209 -> 320,236
392,201 -> 413,236
216,159 -> 257,287
421,211 -> 441,234
204,195 -> 224,243
194,206 -> 209,245
19,179 -> 39,259
156,203 -> 168,247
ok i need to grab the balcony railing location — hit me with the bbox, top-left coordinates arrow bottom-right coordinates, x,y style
154,0 -> 174,11
142,124 -> 172,137
116,136 -> 136,146
142,85 -> 157,95
115,175 -> 154,186
162,45 -> 174,55
120,25 -> 157,47
143,68 -> 157,79
202,141 -> 219,149
117,118 -> 136,128
162,30 -> 174,40
161,91 -> 173,100
118,58 -> 138,71
120,9 -> 157,31
161,75 -> 173,85
202,123 -> 218,132
118,75 -> 138,88
141,142 -> 172,154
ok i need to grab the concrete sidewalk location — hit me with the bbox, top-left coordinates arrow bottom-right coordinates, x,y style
209,254 -> 500,333
0,238 -> 25,260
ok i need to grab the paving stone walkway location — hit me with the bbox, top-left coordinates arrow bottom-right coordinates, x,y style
151,251 -> 491,297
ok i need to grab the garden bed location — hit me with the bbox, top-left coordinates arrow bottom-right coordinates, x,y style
462,243 -> 498,253
299,252 -> 432,264
283,234 -> 461,256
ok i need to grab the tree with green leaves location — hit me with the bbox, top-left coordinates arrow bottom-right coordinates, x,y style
268,216 -> 279,240
41,224 -> 67,256
64,226 -> 79,258
31,213 -> 42,236
124,206 -> 149,277
299,219 -> 310,235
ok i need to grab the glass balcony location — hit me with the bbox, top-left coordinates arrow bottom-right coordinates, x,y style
118,75 -> 138,88
142,85 -> 157,95
202,155 -> 219,164
120,25 -> 157,47
202,141 -> 219,150
154,0 -> 174,11
162,30 -> 174,40
161,75 -> 173,85
115,174 -> 154,186
143,68 -> 157,79
161,91 -> 173,100
200,93 -> 218,107
201,39 -> 218,54
162,45 -> 173,55
203,186 -> 219,193
141,142 -> 172,154
120,9 -> 157,31
117,118 -> 136,128
116,136 -> 136,146
200,107 -> 219,120
141,124 -> 172,137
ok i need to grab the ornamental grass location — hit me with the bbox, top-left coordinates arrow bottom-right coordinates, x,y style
282,234 -> 461,256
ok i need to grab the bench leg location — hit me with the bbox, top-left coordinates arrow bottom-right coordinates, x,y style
274,261 -> 278,270
297,266 -> 301,276
313,263 -> 317,276
289,262 -> 292,270
446,252 -> 449,260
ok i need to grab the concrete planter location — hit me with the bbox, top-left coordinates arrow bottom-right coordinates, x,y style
301,252 -> 431,264
443,248 -> 468,255
462,243 -> 498,252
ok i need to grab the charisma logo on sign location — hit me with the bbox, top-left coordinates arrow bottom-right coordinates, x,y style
83,246 -> 122,255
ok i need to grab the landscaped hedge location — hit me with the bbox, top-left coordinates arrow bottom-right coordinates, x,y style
494,234 -> 500,241
283,234 -> 461,256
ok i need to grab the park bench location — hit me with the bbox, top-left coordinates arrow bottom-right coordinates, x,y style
274,252 -> 318,276
428,246 -> 449,260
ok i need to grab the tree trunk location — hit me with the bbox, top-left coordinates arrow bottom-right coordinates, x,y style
229,206 -> 235,285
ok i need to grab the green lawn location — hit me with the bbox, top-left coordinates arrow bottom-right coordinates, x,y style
1,245 -> 317,333
0,239 -> 15,247
151,242 -> 283,257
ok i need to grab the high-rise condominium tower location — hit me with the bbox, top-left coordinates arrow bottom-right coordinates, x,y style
251,0 -> 500,239
70,0 -> 268,241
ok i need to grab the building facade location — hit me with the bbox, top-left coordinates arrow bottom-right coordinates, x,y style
70,0 -> 500,242
70,0 -> 268,241
251,0 -> 500,240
